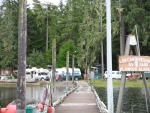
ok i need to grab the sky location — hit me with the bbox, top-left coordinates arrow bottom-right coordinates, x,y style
0,0 -> 66,7
27,0 -> 66,6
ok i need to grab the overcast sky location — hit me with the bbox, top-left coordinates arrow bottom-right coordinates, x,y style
0,0 -> 66,7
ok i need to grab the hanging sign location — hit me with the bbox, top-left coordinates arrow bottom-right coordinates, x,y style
119,56 -> 150,71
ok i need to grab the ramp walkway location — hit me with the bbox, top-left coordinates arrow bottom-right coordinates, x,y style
55,81 -> 103,113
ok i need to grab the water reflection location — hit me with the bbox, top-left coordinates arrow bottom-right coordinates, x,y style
1,85 -> 149,113
95,87 -> 150,113
0,83 -> 71,107
0,87 -> 16,107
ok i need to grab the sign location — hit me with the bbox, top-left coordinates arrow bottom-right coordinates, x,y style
119,56 -> 150,71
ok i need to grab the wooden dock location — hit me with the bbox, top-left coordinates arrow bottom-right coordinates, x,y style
55,81 -> 107,113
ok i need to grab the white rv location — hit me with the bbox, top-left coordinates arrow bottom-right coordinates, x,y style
26,68 -> 36,80
26,67 -> 51,81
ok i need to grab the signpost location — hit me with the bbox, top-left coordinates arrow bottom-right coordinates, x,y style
117,35 -> 150,113
119,56 -> 150,71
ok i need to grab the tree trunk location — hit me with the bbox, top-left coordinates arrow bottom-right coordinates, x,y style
16,0 -> 27,113
46,5 -> 49,51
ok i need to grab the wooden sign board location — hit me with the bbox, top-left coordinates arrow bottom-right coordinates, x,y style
119,56 -> 150,72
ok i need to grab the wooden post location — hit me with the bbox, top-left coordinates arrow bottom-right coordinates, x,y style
52,39 -> 56,92
117,35 -> 150,113
17,0 -> 27,113
116,36 -> 130,113
72,53 -> 74,88
142,73 -> 150,104
66,51 -> 69,91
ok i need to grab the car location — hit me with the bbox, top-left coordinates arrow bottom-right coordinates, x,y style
143,72 -> 150,79
104,71 -> 122,79
126,72 -> 141,80
0,76 -> 8,80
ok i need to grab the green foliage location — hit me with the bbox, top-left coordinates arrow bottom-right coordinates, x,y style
45,49 -> 52,65
90,79 -> 150,88
1,0 -> 150,71
77,0 -> 105,69
57,40 -> 76,67
0,0 -> 18,69
27,49 -> 47,68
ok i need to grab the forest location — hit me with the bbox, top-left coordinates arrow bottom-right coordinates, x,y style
0,0 -> 150,73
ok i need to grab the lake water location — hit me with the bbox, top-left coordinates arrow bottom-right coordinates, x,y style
0,83 -> 71,107
0,85 -> 150,113
95,87 -> 150,113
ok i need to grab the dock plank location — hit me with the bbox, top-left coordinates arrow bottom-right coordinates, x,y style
55,81 -> 100,113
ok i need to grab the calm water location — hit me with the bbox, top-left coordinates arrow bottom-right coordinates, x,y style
95,87 -> 150,113
0,83 -> 70,107
0,85 -> 150,113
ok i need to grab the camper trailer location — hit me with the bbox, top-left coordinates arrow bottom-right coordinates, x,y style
26,67 -> 51,81
26,68 -> 36,81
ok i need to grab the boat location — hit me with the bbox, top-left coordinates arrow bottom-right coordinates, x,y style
0,100 -> 54,113
0,87 -> 55,113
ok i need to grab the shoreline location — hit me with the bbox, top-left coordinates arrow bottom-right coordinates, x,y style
0,80 -> 49,87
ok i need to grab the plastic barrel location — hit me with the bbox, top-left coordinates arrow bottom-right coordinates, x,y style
26,106 -> 33,113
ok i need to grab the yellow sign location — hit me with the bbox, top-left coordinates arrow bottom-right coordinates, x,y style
118,56 -> 150,71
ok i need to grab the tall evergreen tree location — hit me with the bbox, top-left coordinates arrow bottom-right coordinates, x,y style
0,0 -> 18,72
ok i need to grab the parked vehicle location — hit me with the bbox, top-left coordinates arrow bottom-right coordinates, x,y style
91,67 -> 99,74
26,68 -> 35,80
0,76 -> 8,80
38,68 -> 50,81
63,68 -> 82,80
55,68 -> 65,81
48,67 -> 82,81
26,67 -> 50,81
144,72 -> 150,79
104,71 -> 122,79
126,72 -> 141,80
94,75 -> 101,79
48,68 -> 64,81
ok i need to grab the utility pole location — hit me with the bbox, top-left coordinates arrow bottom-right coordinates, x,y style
66,51 -> 69,91
17,0 -> 27,113
106,0 -> 114,113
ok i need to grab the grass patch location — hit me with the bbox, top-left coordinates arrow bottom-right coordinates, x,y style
90,79 -> 150,88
